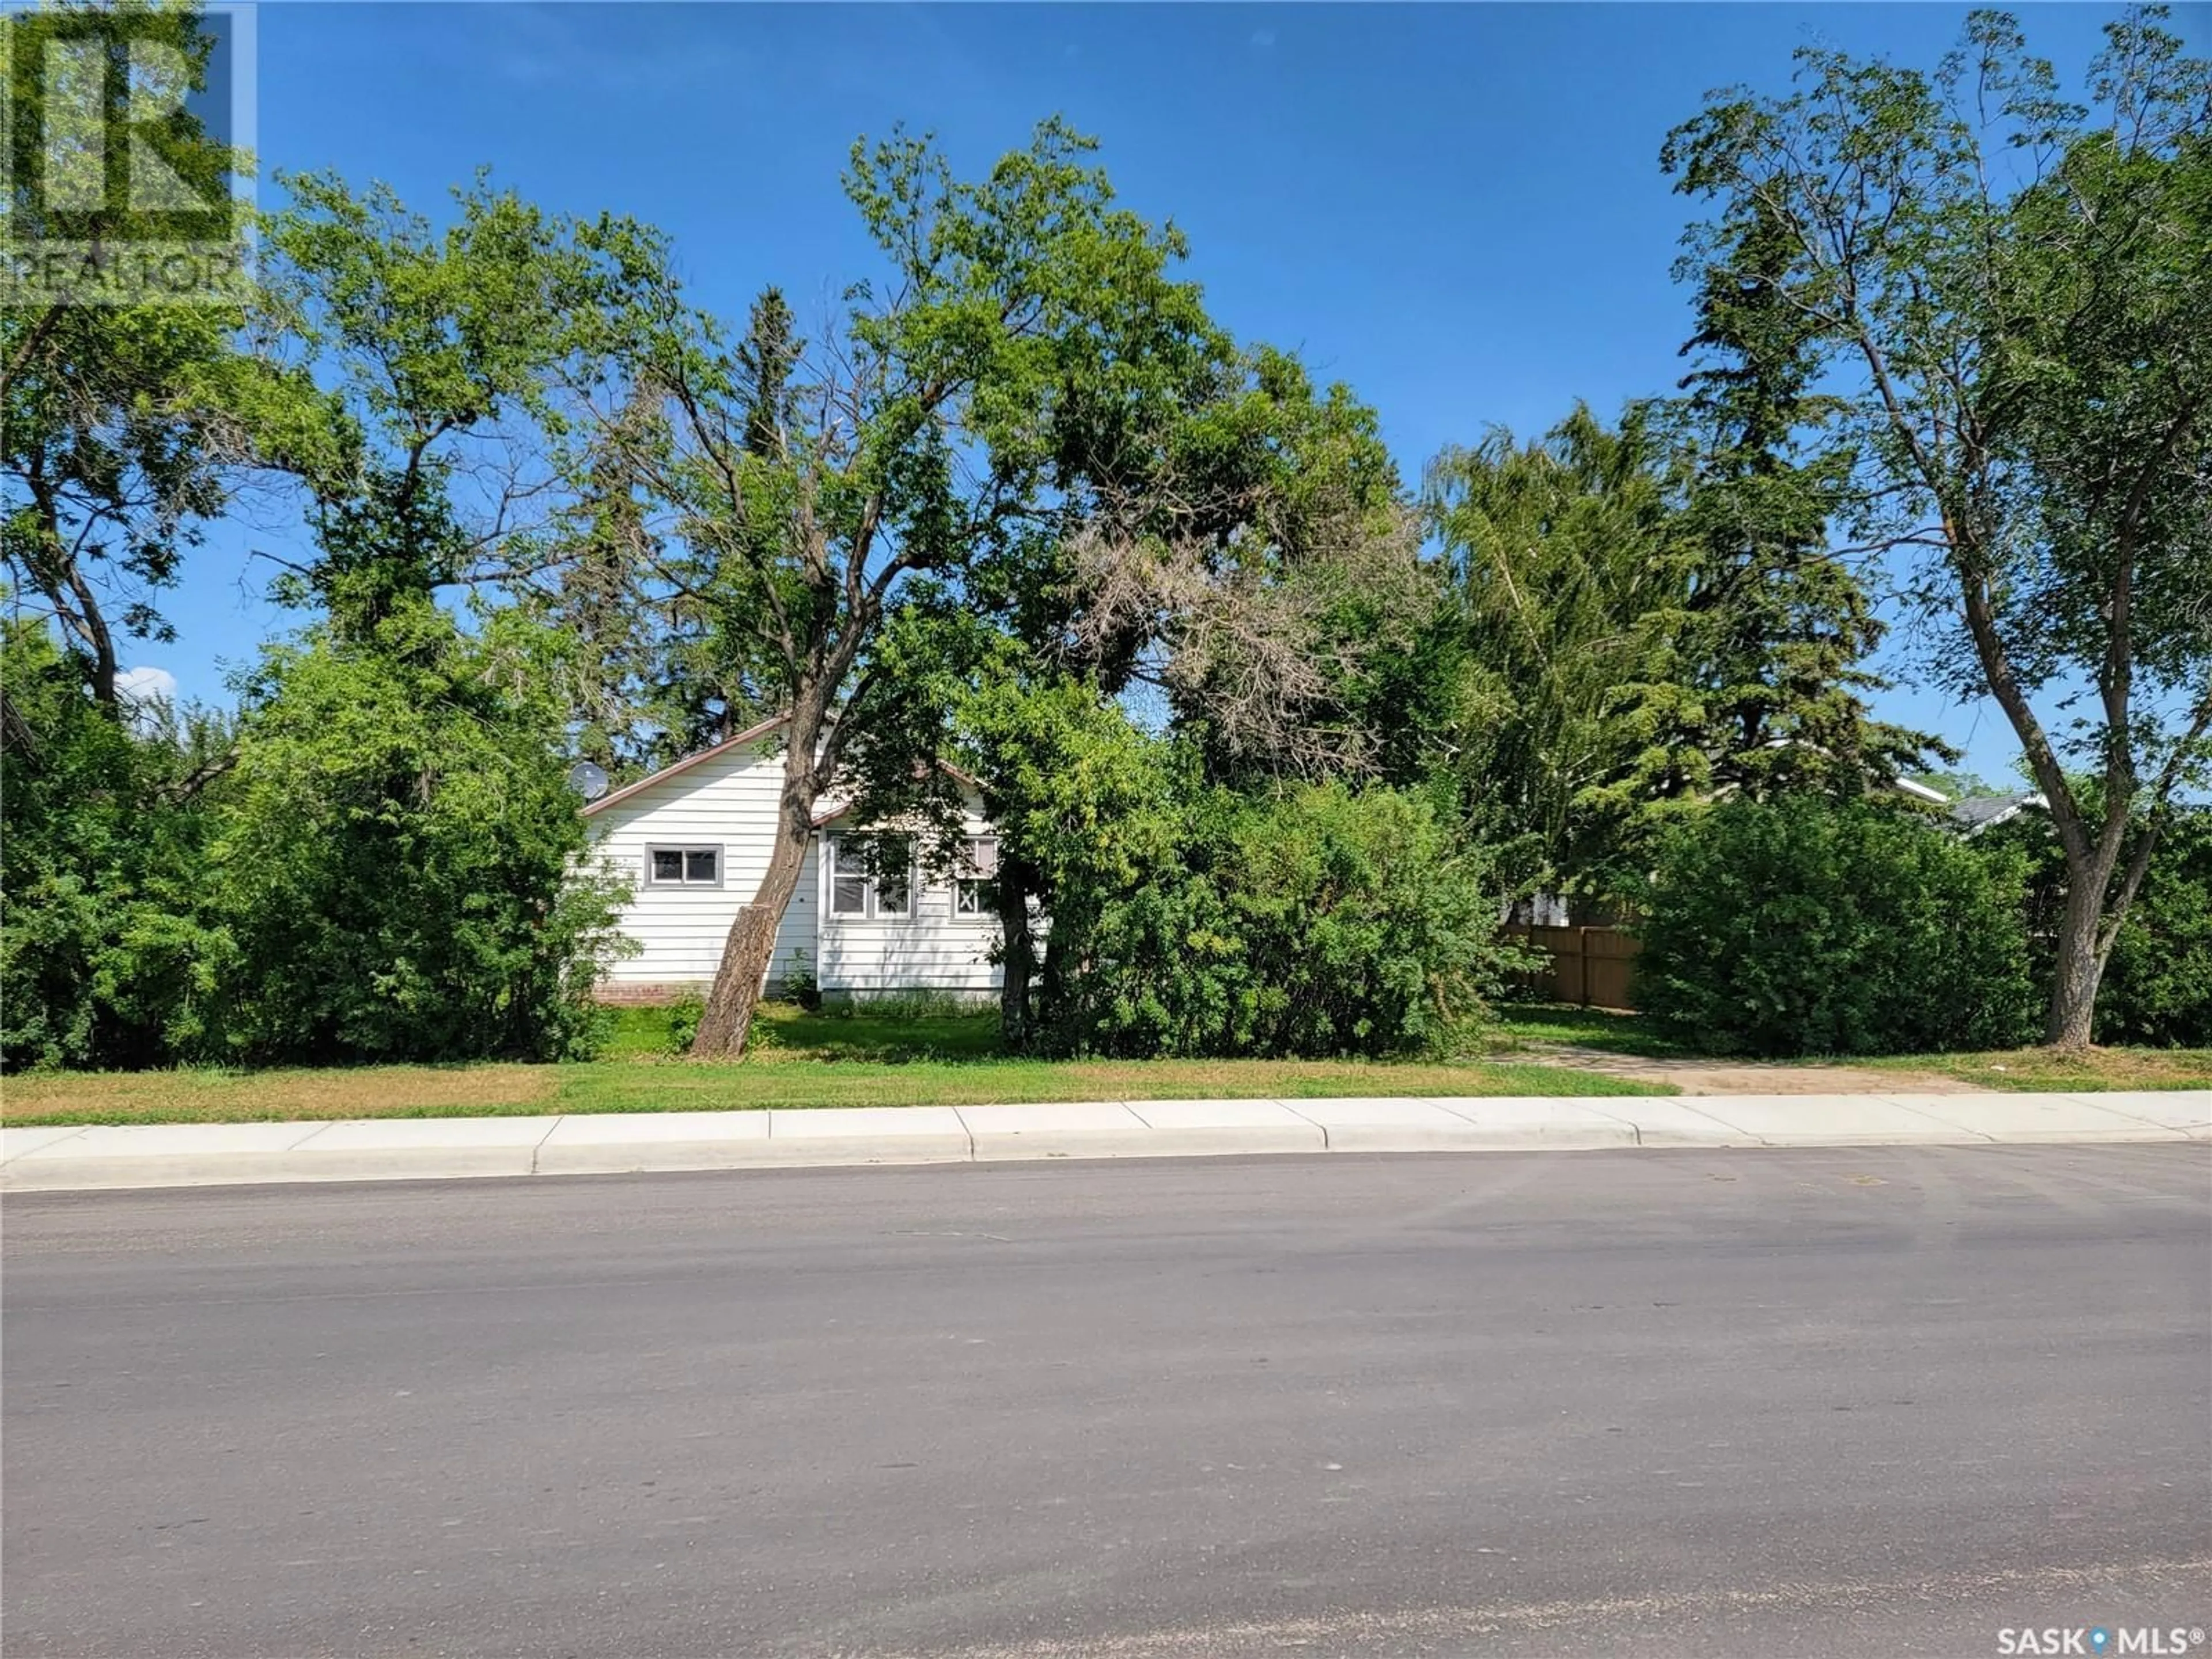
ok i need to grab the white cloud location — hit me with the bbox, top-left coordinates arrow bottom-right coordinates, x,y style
1249,28 -> 1277,48
115,665 -> 179,707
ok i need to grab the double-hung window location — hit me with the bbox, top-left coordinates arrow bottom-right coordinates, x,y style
953,836 -> 999,919
647,844 -> 721,887
830,836 -> 912,920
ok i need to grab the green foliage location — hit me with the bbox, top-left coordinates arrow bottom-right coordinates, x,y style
200,603 -> 630,1063
1637,797 -> 2040,1057
664,991 -> 706,1055
1423,400 -> 1936,901
1,600 -> 628,1075
778,952 -> 823,1013
2099,929 -> 2211,1048
1424,406 -> 1690,892
3,9 -> 319,710
1622,177 -> 1941,818
1664,7 -> 2212,1043
2096,810 -> 2212,1047
585,115 -> 1227,757
256,171 -> 624,641
1033,767 -> 1529,1060
1990,806 -> 2212,1048
1,621 -> 233,1069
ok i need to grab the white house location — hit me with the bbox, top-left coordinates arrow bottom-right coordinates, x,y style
583,715 -> 1005,1004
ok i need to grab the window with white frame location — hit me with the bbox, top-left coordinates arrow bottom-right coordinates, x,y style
829,836 -> 912,919
954,836 -> 999,919
647,844 -> 722,887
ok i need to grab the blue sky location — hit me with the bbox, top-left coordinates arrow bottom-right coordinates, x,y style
149,1 -> 2203,783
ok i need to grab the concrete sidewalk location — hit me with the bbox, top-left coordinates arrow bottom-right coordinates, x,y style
3,1090 -> 2205,1191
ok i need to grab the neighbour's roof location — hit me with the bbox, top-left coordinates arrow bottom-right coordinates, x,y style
1945,792 -> 2048,834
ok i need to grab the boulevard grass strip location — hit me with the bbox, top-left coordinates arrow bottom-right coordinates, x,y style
6,1006 -> 1669,1127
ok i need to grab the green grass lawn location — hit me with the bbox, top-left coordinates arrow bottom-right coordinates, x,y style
2,1003 -> 1673,1128
1493,1002 -> 2212,1091
1490,1003 -> 1694,1058
1853,1046 -> 2212,1093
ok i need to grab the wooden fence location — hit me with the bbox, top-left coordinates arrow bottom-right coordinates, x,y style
1504,925 -> 1641,1011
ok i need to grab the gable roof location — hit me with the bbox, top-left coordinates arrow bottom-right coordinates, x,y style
812,761 -> 984,830
579,714 -> 786,818
580,716 -> 982,822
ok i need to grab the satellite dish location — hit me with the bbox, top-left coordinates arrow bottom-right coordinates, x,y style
566,760 -> 610,801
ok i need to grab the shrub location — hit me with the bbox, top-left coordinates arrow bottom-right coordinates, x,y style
664,990 -> 706,1055
1994,805 -> 2212,1047
1037,781 -> 1531,1059
779,953 -> 823,1013
0,623 -> 234,1071
2,610 -> 631,1070
2094,808 -> 2212,1046
200,607 -> 631,1064
1635,796 -> 2039,1057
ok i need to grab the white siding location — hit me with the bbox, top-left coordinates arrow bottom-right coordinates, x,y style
590,737 -> 814,989
590,743 -> 1004,998
815,800 -> 1003,998
774,835 -> 820,987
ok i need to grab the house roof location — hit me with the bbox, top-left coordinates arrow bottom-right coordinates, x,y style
1946,792 -> 2048,834
812,761 -> 984,830
581,714 -> 982,821
579,714 -> 787,817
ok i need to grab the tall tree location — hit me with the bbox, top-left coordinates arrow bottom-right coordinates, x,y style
1593,193 -> 1942,825
1062,347 -> 1437,787
588,120 -> 1221,1058
1,4 -> 304,708
252,172 -> 620,639
1423,404 -> 1687,895
835,340 -> 1444,1046
1665,6 -> 2212,1046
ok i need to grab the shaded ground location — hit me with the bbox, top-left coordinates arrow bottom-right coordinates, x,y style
7,1147 -> 2207,1658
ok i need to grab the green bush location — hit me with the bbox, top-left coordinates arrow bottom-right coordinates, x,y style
4,607 -> 631,1071
1635,796 -> 2039,1057
664,990 -> 706,1054
779,952 -> 823,1013
1037,781 -> 1531,1059
1,623 -> 233,1070
2094,809 -> 2212,1046
1993,805 -> 2212,1047
200,606 -> 631,1064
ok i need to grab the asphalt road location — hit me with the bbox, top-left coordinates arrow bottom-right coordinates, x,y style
5,1146 -> 2209,1659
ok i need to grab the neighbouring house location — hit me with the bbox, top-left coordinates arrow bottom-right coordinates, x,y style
1942,791 -> 2050,836
582,715 -> 1006,1005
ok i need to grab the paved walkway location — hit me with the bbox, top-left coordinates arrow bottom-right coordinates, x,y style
3,1090 -> 2204,1191
1524,1043 -> 1994,1094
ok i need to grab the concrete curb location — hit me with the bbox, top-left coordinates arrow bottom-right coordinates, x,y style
2,1091 -> 2204,1193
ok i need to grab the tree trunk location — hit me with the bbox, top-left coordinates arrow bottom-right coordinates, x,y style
994,858 -> 1038,1051
691,706 -> 825,1059
2044,858 -> 2108,1051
